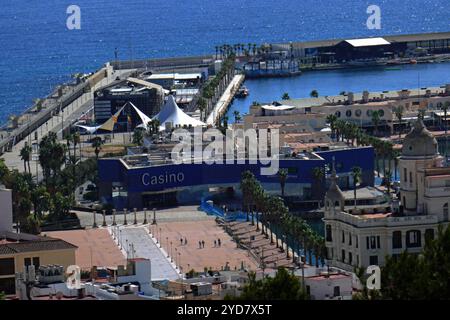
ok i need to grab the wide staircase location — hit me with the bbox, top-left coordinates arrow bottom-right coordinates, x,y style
225,220 -> 296,270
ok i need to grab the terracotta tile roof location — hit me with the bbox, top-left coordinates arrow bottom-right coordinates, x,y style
0,239 -> 77,255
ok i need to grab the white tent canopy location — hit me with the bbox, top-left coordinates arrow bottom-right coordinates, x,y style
75,124 -> 102,134
129,102 -> 153,129
152,95 -> 205,130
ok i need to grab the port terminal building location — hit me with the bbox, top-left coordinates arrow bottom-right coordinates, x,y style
98,146 -> 374,210
271,31 -> 450,63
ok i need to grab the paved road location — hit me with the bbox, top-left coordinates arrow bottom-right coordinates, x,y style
116,225 -> 181,281
0,69 -> 131,178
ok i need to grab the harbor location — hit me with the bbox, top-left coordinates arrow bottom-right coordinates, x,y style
227,60 -> 450,122
1,0 -> 450,302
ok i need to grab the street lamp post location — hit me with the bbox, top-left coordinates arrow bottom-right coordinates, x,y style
123,208 -> 128,225
112,209 -> 116,226
152,208 -> 157,224
175,248 -> 178,266
166,237 -> 169,257
102,210 -> 107,227
133,208 -> 137,225
170,241 -> 173,262
92,211 -> 98,228
159,228 -> 162,247
143,208 -> 148,225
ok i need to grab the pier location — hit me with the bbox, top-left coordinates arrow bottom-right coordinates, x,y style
206,74 -> 245,125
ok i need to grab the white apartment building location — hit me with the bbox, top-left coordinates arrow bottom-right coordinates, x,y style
323,119 -> 450,271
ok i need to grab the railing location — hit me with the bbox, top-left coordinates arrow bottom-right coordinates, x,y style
199,198 -> 247,222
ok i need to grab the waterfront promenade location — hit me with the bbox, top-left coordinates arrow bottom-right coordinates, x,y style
0,68 -> 133,177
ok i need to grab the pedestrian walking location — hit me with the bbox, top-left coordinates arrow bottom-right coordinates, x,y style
180,238 -> 183,246
184,237 -> 187,245
214,240 -> 217,247
198,241 -> 202,249
202,240 -> 205,248
218,238 -> 221,247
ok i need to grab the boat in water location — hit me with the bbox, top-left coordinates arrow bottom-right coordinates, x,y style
236,86 -> 249,98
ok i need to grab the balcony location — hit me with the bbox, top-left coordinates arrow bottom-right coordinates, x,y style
333,210 -> 438,228
424,186 -> 450,198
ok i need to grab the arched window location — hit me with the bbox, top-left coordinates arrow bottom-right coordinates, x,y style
345,110 -> 352,117
335,111 -> 341,118
378,109 -> 385,117
355,109 -> 362,117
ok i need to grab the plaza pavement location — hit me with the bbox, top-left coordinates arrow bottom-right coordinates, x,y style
77,206 -> 259,278
44,228 -> 126,270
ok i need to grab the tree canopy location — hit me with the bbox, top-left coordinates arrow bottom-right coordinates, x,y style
230,267 -> 308,300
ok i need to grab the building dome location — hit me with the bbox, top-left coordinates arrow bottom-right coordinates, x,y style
402,118 -> 438,157
325,179 -> 345,203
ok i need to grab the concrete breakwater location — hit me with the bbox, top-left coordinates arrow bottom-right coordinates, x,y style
110,55 -> 214,71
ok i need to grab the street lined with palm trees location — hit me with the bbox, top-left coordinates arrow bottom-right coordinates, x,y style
238,171 -> 326,272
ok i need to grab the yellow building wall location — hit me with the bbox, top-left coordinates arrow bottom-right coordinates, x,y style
0,248 -> 76,276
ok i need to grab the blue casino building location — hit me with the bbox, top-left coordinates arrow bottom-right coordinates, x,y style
98,146 -> 375,209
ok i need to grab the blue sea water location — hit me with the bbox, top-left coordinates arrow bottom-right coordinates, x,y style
1,0 -> 450,125
226,62 -> 450,122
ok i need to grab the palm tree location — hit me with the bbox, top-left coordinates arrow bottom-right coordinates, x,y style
91,137 -> 103,160
133,128 -> 144,146
282,92 -> 290,100
0,159 -> 9,185
65,133 -> 73,164
20,143 -> 32,174
197,97 -> 207,121
312,166 -> 325,204
393,150 -> 400,181
384,169 -> 392,197
371,110 -> 381,136
233,110 -> 241,123
240,171 -> 256,222
39,132 -> 66,185
73,132 -> 81,163
326,114 -> 338,140
310,90 -> 319,98
351,166 -> 362,208
394,106 -> 404,139
278,169 -> 288,197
